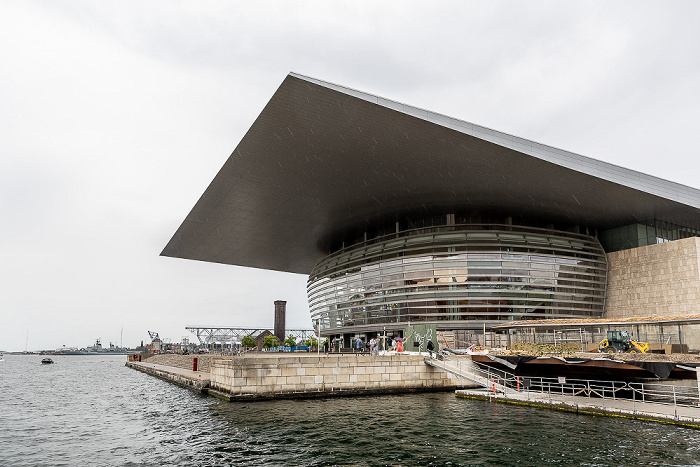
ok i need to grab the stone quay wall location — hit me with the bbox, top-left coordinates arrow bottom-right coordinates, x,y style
208,354 -> 464,400
129,361 -> 210,392
142,353 -> 213,373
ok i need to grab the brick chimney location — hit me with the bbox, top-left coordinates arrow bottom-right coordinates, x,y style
274,300 -> 287,342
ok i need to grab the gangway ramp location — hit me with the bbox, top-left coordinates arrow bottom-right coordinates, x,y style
425,355 -> 500,389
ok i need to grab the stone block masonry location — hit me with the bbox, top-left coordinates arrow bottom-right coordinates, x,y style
127,353 -> 466,401
207,354 -> 463,400
127,361 -> 210,392
142,353 -> 213,372
606,237 -> 700,319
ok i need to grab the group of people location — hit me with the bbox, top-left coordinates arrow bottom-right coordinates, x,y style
349,335 -> 435,357
322,335 -> 436,357
356,337 -> 377,355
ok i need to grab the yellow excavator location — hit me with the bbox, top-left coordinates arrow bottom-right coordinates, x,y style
598,330 -> 649,353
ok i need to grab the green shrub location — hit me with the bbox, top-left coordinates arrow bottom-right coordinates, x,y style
241,335 -> 256,349
263,335 -> 279,349
305,337 -> 318,348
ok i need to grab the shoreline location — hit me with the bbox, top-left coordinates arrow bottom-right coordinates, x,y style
126,353 -> 472,401
126,353 -> 700,428
456,388 -> 700,429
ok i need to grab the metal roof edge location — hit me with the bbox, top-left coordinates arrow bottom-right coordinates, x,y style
289,72 -> 700,209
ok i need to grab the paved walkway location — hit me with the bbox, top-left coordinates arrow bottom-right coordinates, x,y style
456,387 -> 700,428
127,361 -> 210,386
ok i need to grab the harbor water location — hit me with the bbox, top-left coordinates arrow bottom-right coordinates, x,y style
1,354 -> 699,466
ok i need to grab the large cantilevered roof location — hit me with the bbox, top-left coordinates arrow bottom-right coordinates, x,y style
162,73 -> 700,275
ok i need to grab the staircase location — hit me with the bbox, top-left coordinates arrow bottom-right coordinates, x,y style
424,355 -> 511,392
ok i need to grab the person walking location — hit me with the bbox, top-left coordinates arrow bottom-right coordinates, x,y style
427,339 -> 435,358
369,337 -> 377,356
355,337 -> 363,355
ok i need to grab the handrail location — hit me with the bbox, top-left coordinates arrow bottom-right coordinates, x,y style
427,354 -> 519,392
430,356 -> 700,414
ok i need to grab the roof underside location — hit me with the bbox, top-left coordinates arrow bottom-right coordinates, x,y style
162,73 -> 700,275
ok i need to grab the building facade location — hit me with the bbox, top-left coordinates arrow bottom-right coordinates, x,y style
308,222 -> 607,335
163,73 -> 700,345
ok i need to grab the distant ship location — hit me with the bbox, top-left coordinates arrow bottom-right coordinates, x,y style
86,339 -> 103,353
54,346 -> 83,355
87,338 -> 132,354
52,339 -> 136,356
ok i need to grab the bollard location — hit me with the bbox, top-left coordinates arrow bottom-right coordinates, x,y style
193,357 -> 198,372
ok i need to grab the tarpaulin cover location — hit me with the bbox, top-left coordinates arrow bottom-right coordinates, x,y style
483,355 -> 693,379
623,361 -> 678,379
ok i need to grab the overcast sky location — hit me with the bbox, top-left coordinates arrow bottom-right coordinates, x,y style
2,1 -> 699,351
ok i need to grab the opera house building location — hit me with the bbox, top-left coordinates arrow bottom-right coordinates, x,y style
163,73 -> 700,347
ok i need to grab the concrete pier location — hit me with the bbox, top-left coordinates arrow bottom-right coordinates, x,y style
127,353 -> 700,428
456,387 -> 700,429
127,353 -> 470,401
128,361 -> 210,393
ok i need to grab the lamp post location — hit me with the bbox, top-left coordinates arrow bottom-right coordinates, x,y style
382,326 -> 386,355
316,316 -> 321,357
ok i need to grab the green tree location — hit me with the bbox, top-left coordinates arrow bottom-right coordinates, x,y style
241,335 -> 256,349
263,335 -> 279,350
305,337 -> 318,349
284,335 -> 297,348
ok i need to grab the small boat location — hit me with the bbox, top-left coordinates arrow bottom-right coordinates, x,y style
41,358 -> 54,364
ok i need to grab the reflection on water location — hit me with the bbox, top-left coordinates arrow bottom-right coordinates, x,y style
1,355 -> 699,466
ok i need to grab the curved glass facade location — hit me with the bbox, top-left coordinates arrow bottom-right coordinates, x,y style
308,224 -> 607,335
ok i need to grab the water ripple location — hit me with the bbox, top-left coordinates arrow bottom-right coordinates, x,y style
2,356 -> 700,466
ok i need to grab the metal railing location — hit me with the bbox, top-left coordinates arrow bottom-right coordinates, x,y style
426,354 -> 515,390
431,355 -> 700,416
500,376 -> 699,409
